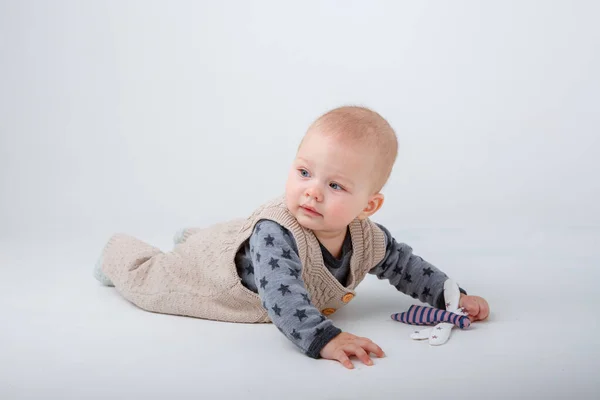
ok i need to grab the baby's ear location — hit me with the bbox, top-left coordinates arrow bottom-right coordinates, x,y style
358,193 -> 385,220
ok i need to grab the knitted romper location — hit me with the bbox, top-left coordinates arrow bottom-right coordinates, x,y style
99,196 -> 387,323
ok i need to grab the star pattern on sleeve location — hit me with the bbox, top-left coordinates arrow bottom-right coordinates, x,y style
264,234 -> 275,246
268,257 -> 280,270
277,284 -> 291,296
260,277 -> 268,289
301,293 -> 311,304
294,309 -> 308,322
249,219 -> 341,357
272,304 -> 282,316
369,224 -> 457,308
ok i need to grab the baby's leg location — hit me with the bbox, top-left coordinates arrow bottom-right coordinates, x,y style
96,234 -> 175,314
94,234 -> 163,292
94,233 -> 223,318
93,229 -> 202,287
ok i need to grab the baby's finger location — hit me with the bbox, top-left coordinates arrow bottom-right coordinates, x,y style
335,350 -> 354,370
349,345 -> 373,366
476,300 -> 490,321
463,299 -> 480,319
360,340 -> 385,358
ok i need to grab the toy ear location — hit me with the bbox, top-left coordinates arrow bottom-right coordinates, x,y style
428,322 -> 454,346
443,279 -> 461,312
410,327 -> 432,340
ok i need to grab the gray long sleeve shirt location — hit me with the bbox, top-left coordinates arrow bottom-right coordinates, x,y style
235,219 -> 465,358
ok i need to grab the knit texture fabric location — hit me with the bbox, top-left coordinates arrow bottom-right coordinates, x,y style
99,195 -> 387,323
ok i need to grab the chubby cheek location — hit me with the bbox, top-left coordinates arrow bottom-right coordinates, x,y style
285,194 -> 299,214
325,197 -> 357,226
284,174 -> 302,208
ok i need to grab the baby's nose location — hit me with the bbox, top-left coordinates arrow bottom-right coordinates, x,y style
305,186 -> 323,201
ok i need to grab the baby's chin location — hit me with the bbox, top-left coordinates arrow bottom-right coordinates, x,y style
295,214 -> 347,235
293,212 -> 322,230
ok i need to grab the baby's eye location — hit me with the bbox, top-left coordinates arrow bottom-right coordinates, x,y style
299,169 -> 310,178
330,182 -> 344,191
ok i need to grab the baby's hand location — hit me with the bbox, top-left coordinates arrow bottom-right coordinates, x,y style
320,332 -> 385,369
459,294 -> 490,322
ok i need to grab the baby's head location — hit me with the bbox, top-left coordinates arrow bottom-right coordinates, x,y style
285,106 -> 398,234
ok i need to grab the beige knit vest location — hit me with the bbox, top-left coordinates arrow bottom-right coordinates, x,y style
104,195 -> 386,323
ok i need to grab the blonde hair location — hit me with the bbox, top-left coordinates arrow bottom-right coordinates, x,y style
304,106 -> 398,193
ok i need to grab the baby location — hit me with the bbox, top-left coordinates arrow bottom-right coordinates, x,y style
94,106 -> 489,369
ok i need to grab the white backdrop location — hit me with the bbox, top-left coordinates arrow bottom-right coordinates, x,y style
1,0 -> 598,240
1,1 -> 599,399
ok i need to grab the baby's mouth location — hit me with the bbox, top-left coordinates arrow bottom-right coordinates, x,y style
300,205 -> 322,217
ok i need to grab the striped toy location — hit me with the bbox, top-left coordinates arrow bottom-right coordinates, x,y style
391,304 -> 471,329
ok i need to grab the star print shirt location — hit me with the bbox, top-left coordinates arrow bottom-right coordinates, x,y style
235,220 -> 466,358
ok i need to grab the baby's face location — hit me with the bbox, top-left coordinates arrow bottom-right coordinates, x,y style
285,132 -> 378,236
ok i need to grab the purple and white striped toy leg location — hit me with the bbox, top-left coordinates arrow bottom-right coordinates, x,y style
391,305 -> 471,329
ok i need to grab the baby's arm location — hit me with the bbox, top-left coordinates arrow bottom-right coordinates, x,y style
369,224 -> 466,308
249,220 -> 341,358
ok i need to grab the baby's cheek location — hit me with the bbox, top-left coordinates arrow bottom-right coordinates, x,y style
326,202 -> 355,225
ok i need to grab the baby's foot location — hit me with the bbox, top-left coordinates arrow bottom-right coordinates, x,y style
93,254 -> 114,286
173,228 -> 201,245
173,228 -> 187,245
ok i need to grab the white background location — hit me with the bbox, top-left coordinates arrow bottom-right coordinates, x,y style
1,1 -> 599,399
